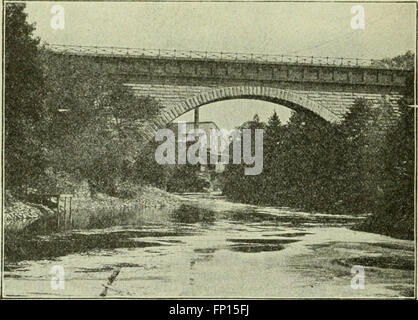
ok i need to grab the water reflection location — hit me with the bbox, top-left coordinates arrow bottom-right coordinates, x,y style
226,238 -> 300,253
5,231 -> 164,263
0,196 -> 391,264
171,204 -> 216,224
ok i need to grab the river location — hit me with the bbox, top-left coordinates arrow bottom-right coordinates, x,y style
3,193 -> 415,298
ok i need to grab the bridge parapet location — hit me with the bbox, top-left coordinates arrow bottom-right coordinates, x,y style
46,44 -> 412,89
45,44 -> 411,71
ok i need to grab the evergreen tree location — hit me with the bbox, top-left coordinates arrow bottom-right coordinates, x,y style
357,51 -> 414,238
5,3 -> 46,190
263,111 -> 285,204
222,113 -> 266,204
339,99 -> 377,213
382,100 -> 414,238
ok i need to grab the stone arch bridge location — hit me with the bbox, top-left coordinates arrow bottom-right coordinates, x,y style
47,45 -> 413,141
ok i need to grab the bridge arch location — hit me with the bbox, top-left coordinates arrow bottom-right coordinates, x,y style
142,86 -> 341,140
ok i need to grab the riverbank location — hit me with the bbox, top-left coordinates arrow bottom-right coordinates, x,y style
4,185 -> 183,233
354,210 -> 414,240
219,193 -> 414,241
4,192 -> 56,231
4,185 -> 184,263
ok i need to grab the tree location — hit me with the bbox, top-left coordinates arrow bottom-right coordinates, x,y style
338,97 -> 400,214
40,52 -> 163,195
273,110 -> 342,211
357,50 -> 414,238
372,50 -> 414,70
339,98 -> 378,212
222,114 -> 267,204
5,3 -> 46,190
381,100 -> 414,238
265,111 -> 282,145
262,111 -> 285,204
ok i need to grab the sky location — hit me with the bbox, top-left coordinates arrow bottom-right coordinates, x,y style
24,1 -> 416,129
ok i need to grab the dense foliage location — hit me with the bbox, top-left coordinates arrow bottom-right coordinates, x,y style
5,3 -> 162,198
222,91 -> 414,239
38,52 -> 162,195
356,99 -> 414,239
5,3 -> 46,189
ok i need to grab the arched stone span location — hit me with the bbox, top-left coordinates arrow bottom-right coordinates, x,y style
141,86 -> 341,141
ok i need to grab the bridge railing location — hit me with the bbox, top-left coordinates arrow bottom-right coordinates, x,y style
44,44 -> 410,70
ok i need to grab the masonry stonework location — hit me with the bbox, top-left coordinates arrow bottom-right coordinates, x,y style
51,52 -> 412,141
